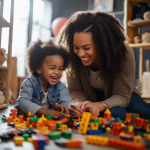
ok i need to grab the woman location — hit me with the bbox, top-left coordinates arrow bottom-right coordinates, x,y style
57,11 -> 150,120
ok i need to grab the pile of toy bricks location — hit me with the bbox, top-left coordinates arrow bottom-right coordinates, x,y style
78,109 -> 150,150
0,109 -> 82,149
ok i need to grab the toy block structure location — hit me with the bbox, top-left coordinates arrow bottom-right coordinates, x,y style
78,112 -> 91,134
10,109 -> 17,118
104,108 -> 111,120
112,122 -> 121,135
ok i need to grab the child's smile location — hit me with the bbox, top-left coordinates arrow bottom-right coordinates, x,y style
37,54 -> 64,92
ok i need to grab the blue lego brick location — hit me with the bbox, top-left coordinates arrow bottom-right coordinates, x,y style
87,129 -> 103,135
115,118 -> 119,122
38,136 -> 46,150
130,120 -> 134,123
104,118 -> 109,125
110,119 -> 115,123
56,117 -> 65,120
75,124 -> 80,129
9,122 -> 14,127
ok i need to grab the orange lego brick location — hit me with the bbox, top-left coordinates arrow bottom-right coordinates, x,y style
126,113 -> 131,120
44,120 -> 56,126
10,112 -> 17,117
48,124 -> 56,130
101,118 -> 107,126
91,114 -> 99,119
60,118 -> 68,124
66,139 -> 82,148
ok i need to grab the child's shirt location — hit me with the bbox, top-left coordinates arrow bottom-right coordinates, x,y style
14,75 -> 72,116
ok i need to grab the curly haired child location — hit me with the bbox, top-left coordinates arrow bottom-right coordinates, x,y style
14,38 -> 72,118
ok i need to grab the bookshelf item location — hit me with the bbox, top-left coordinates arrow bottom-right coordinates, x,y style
0,0 -> 14,109
125,0 -> 150,98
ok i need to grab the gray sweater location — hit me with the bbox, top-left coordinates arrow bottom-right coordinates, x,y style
66,43 -> 141,109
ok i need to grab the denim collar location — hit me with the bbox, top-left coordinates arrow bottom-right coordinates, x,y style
35,76 -> 55,93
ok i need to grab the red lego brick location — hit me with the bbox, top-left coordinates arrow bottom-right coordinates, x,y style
10,112 -> 17,117
7,116 -> 13,126
11,109 -> 18,113
126,113 -> 131,120
19,116 -> 23,123
66,139 -> 82,148
48,124 -> 56,130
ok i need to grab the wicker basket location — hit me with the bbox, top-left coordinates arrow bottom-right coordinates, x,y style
0,55 -> 6,65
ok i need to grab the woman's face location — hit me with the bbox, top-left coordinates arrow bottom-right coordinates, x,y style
73,32 -> 99,67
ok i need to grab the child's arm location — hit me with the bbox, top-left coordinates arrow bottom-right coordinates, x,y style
36,108 -> 67,119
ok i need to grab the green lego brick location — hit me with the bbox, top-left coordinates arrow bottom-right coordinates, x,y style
130,113 -> 138,118
57,123 -> 62,128
62,131 -> 72,139
147,120 -> 150,124
99,123 -> 103,127
132,125 -> 136,129
50,133 -> 61,140
23,133 -> 30,140
117,117 -> 121,122
2,118 -> 7,122
90,119 -> 99,123
46,113 -> 52,119
2,115 -> 7,118
68,117 -> 71,120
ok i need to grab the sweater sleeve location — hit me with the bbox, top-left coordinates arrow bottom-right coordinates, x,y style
66,72 -> 86,104
101,43 -> 135,109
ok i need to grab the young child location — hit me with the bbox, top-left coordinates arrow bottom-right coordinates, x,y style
14,38 -> 72,118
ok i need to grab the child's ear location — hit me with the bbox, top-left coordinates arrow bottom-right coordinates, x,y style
36,67 -> 41,74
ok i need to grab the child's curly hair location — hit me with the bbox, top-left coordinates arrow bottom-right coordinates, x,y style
57,11 -> 128,81
26,38 -> 70,76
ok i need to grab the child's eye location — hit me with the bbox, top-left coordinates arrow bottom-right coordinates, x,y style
84,47 -> 90,50
50,68 -> 54,69
60,68 -> 63,70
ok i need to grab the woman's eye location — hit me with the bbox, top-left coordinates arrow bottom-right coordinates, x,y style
84,47 -> 90,50
74,47 -> 79,50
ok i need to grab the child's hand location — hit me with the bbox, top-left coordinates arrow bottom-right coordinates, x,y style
47,110 -> 67,119
54,103 -> 69,115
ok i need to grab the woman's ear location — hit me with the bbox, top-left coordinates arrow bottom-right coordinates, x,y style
36,67 -> 41,74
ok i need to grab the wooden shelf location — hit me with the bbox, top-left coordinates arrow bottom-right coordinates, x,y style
129,43 -> 150,49
0,14 -> 11,28
0,65 -> 9,70
141,95 -> 150,99
127,20 -> 150,28
0,103 -> 8,109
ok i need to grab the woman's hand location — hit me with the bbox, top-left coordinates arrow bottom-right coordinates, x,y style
54,103 -> 69,114
83,101 -> 107,116
69,102 -> 85,118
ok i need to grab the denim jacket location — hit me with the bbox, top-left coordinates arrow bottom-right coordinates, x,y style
14,75 -> 72,116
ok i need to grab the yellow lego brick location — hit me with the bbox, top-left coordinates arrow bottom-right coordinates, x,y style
91,123 -> 98,130
146,125 -> 150,132
60,124 -> 68,131
85,136 -> 92,143
37,118 -> 43,124
27,137 -> 33,143
15,124 -> 21,129
133,135 -> 142,144
14,136 -> 24,145
79,112 -> 91,134
28,112 -> 31,116
42,126 -> 48,130
128,126 -> 134,132
100,137 -> 109,146
14,118 -> 20,125
147,134 -> 150,140
40,114 -> 47,122
104,108 -> 111,114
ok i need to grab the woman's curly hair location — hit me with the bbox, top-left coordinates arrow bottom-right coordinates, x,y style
57,11 -> 128,81
26,38 -> 70,76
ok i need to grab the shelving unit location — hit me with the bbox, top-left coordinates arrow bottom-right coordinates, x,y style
0,0 -> 14,109
125,0 -> 150,98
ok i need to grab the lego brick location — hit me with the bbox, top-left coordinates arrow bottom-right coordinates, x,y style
91,122 -> 99,130
60,124 -> 68,131
66,139 -> 82,148
50,133 -> 61,140
48,124 -> 56,130
62,131 -> 72,139
120,134 -> 133,141
60,118 -> 68,124
87,129 -> 103,135
78,112 -> 91,134
14,136 -> 24,146
11,109 -> 18,113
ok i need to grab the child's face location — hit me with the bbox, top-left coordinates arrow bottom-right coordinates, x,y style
38,54 -> 64,86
